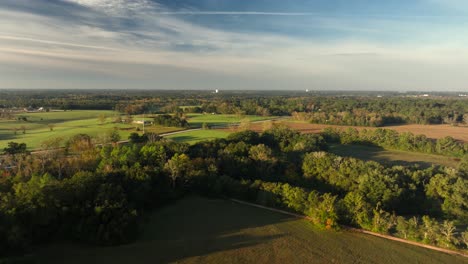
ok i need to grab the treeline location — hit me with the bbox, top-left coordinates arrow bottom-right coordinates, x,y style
1,127 -> 468,257
187,130 -> 467,241
292,111 -> 405,127
2,91 -> 466,127
323,127 -> 468,157
187,97 -> 468,126
290,97 -> 468,126
206,177 -> 467,249
153,114 -> 189,128
0,138 -> 190,256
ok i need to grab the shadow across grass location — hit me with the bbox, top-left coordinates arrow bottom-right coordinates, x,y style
34,196 -> 293,264
328,144 -> 457,168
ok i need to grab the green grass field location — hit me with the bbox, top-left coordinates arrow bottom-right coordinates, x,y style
186,114 -> 273,128
31,196 -> 467,264
166,129 -> 230,144
329,144 -> 460,168
0,111 -> 183,150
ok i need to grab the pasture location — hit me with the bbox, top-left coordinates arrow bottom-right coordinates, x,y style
0,111 -> 183,150
32,196 -> 466,264
329,144 -> 461,168
186,114 -> 273,128
166,129 -> 230,144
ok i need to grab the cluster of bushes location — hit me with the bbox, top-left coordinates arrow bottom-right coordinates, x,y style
153,114 -> 189,128
323,127 -> 468,157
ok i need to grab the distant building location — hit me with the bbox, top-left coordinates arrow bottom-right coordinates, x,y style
215,89 -> 219,93
133,120 -> 152,125
23,106 -> 44,112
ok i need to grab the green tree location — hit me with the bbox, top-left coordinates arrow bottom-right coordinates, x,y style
421,215 -> 439,245
202,122 -> 210,130
3,142 -> 27,155
47,123 -> 55,131
461,229 -> 468,249
109,130 -> 121,144
98,114 -> 107,125
164,153 -> 191,188
438,220 -> 458,248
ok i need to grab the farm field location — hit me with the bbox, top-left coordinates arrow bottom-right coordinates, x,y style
166,129 -> 230,144
0,111 -> 183,150
32,196 -> 467,264
186,114 -> 274,128
249,121 -> 468,142
329,144 -> 461,168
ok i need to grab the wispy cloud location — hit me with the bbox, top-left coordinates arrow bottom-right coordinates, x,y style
0,35 -> 120,51
0,0 -> 468,90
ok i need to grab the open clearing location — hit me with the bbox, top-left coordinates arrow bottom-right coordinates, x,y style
166,130 -> 230,144
249,121 -> 468,143
0,111 -> 183,150
33,196 -> 467,264
186,114 -> 273,128
329,144 -> 460,168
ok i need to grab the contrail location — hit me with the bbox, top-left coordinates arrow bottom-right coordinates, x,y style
154,11 -> 318,16
0,35 -> 119,51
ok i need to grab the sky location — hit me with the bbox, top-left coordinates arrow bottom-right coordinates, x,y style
1,0 -> 468,91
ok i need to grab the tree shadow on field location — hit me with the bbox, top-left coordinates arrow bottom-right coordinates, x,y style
329,144 -> 435,168
0,131 -> 17,141
38,196 -> 294,264
170,135 -> 196,143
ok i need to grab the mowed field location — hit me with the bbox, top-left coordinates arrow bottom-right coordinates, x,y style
32,196 -> 467,264
186,114 -> 274,128
0,111 -> 184,150
0,112 -> 277,150
249,121 -> 468,143
166,129 -> 230,144
164,114 -> 278,144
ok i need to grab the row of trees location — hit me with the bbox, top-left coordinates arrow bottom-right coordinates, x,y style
3,91 -> 466,127
0,138 -> 192,256
204,175 -> 468,249
323,127 -> 468,157
292,111 -> 405,127
289,97 -> 468,126
153,114 -> 189,128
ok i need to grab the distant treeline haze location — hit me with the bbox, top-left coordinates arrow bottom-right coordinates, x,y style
1,91 -> 467,127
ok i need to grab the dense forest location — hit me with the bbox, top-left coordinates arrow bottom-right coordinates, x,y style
1,126 -> 467,257
323,127 -> 468,157
1,90 -> 467,127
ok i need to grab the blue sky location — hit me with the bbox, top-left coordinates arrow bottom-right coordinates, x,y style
1,0 -> 468,90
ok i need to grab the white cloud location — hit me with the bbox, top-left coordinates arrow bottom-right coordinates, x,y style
63,0 -> 159,16
0,0 -> 468,90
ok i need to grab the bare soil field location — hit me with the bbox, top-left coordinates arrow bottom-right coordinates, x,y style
247,121 -> 468,142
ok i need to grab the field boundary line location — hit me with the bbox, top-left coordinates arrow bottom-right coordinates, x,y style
229,198 -> 468,258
